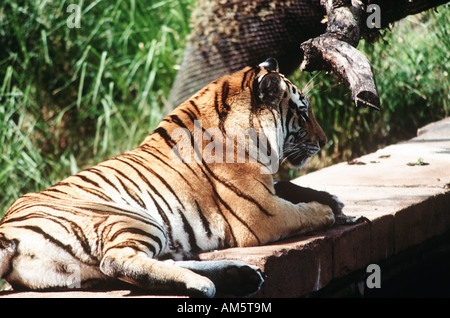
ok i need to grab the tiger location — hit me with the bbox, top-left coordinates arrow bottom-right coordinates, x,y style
0,58 -> 345,297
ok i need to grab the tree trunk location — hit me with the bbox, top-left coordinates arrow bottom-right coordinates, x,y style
168,0 -> 448,109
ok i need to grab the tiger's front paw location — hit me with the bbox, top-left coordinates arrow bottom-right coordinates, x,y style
335,214 -> 371,225
305,202 -> 335,229
329,194 -> 344,215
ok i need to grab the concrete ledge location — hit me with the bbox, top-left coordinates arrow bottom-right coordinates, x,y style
2,118 -> 449,298
201,117 -> 450,297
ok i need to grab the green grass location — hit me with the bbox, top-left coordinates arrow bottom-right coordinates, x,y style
1,0 -> 195,216
1,1 -> 449,217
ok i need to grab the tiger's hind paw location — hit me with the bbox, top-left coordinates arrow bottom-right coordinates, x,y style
172,259 -> 264,297
185,276 -> 216,298
215,261 -> 264,297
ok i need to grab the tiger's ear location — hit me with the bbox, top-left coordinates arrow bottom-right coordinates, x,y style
258,58 -> 279,72
257,72 -> 284,107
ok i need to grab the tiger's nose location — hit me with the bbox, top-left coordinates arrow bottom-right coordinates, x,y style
319,136 -> 327,148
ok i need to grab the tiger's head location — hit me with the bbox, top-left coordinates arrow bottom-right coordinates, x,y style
166,58 -> 326,173
252,58 -> 327,169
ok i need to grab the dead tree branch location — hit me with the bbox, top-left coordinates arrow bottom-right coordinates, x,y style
300,0 -> 380,109
168,0 -> 449,110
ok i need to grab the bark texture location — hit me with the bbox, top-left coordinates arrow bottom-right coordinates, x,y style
168,0 -> 448,110
299,0 -> 380,109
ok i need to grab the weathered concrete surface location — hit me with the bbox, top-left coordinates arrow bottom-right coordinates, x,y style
1,117 -> 449,298
201,117 -> 450,296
